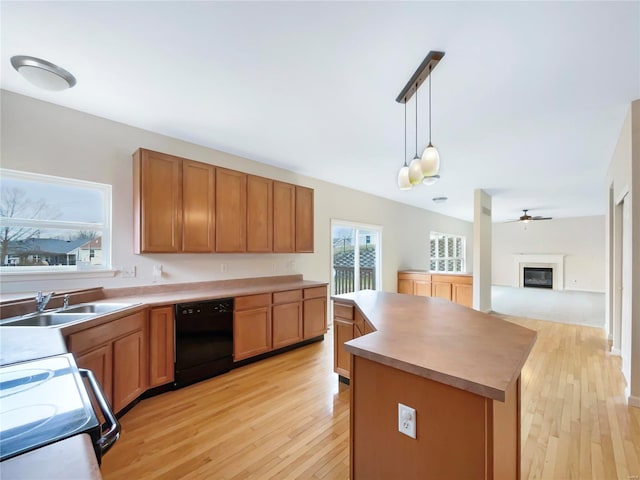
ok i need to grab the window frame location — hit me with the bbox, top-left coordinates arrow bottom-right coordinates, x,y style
0,168 -> 114,279
429,231 -> 466,273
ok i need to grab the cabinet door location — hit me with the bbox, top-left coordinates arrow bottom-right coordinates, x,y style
273,181 -> 295,253
234,307 -> 271,361
453,284 -> 473,308
134,149 -> 183,253
397,278 -> 415,295
75,343 -> 113,407
432,282 -> 453,301
112,327 -> 148,413
149,306 -> 175,387
414,280 -> 432,297
247,175 -> 273,252
182,160 -> 215,252
272,302 -> 302,349
303,297 -> 327,339
334,318 -> 354,378
295,186 -> 314,252
216,168 -> 247,252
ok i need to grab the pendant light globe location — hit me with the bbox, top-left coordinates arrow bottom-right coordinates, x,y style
420,144 -> 440,177
398,165 -> 412,190
408,156 -> 424,185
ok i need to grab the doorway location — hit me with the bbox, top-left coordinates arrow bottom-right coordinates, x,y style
331,221 -> 382,295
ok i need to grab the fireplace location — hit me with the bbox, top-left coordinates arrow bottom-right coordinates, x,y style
523,267 -> 553,289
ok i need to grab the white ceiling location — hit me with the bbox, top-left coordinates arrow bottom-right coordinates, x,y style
1,1 -> 638,222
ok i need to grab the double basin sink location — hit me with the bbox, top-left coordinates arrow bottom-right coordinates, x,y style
0,303 -> 136,328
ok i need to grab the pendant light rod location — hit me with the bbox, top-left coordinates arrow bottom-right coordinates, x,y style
403,99 -> 407,166
428,65 -> 432,143
414,83 -> 418,156
395,51 -> 445,104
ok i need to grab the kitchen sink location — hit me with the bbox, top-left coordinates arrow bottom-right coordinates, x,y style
1,313 -> 97,327
0,302 -> 138,327
60,303 -> 133,315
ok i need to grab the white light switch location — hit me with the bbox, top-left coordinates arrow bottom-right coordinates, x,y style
398,403 -> 416,439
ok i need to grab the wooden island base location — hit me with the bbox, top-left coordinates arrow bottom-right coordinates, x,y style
333,290 -> 536,480
351,356 -> 519,479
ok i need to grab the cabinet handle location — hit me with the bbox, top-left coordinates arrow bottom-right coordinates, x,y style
79,368 -> 121,456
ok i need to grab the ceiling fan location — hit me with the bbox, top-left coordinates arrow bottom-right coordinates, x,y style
507,209 -> 553,223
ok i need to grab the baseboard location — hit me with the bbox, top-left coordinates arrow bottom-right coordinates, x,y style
629,395 -> 640,408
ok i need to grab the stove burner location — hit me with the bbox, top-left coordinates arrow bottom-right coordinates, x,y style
0,404 -> 58,441
0,368 -> 54,398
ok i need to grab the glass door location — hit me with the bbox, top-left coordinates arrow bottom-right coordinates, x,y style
331,221 -> 381,295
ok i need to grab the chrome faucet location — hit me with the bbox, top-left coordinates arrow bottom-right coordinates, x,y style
63,294 -> 70,309
35,291 -> 54,312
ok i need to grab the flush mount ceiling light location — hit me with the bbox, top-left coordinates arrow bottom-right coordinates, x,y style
395,51 -> 444,190
432,196 -> 448,203
10,55 -> 76,91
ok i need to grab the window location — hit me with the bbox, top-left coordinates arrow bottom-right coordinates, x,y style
331,221 -> 382,295
430,232 -> 465,273
0,169 -> 111,272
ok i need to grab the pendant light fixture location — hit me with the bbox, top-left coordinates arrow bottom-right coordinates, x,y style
408,81 -> 424,185
397,100 -> 411,190
395,51 -> 445,190
421,63 -> 440,181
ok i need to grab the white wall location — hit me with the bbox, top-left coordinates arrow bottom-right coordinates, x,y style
492,216 -> 605,293
606,100 -> 640,407
0,90 -> 473,294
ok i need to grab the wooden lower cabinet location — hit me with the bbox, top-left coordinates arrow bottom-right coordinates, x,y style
303,297 -> 327,338
148,306 -> 175,387
303,286 -> 327,339
234,307 -> 271,361
453,283 -> 473,308
112,328 -> 147,412
75,344 -> 113,407
67,310 -> 148,414
234,294 -> 272,361
432,280 -> 453,300
334,318 -> 354,378
398,271 -> 473,308
272,302 -> 302,349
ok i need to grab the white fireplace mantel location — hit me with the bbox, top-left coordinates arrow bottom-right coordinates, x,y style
513,254 -> 565,291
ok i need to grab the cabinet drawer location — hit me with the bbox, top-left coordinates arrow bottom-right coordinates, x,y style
304,286 -> 327,299
68,311 -> 146,355
273,289 -> 302,304
334,302 -> 354,320
235,293 -> 271,310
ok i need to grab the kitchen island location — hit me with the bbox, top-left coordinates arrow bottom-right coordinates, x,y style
333,290 -> 536,480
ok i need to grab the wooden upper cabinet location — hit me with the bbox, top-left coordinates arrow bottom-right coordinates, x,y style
247,175 -> 273,252
273,181 -> 296,252
182,160 -> 215,252
134,149 -> 183,253
134,148 -> 315,255
295,186 -> 314,253
216,168 -> 247,252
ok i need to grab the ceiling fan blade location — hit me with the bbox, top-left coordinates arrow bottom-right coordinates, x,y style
532,216 -> 552,220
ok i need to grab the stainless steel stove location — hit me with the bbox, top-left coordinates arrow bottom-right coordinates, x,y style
0,353 -> 119,464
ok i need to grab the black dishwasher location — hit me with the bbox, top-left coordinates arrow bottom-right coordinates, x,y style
174,298 -> 234,388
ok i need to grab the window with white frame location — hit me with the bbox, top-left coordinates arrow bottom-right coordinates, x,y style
0,169 -> 111,272
430,232 -> 465,273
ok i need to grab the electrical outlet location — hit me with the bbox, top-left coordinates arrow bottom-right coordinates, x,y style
121,266 -> 136,278
398,403 -> 416,439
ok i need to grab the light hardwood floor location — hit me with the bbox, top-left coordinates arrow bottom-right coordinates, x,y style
102,317 -> 640,479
